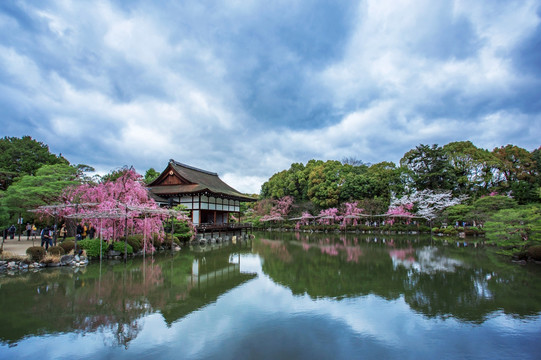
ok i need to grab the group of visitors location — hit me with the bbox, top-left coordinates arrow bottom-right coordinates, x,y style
3,222 -> 97,250
2,225 -> 17,240
40,224 -> 70,249
75,223 -> 96,240
25,223 -> 38,239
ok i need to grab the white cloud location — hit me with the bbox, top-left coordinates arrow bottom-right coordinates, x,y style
221,173 -> 266,195
0,0 -> 540,195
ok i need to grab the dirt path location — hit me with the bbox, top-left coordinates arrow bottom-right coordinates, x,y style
1,236 -> 41,256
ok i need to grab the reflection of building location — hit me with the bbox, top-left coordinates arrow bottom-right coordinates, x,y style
148,159 -> 256,231
160,241 -> 256,324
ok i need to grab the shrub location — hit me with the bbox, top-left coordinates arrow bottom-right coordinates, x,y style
119,235 -> 143,253
443,228 -> 458,235
59,240 -> 75,254
432,227 -> 440,233
162,234 -> 181,249
78,238 -> 107,257
26,246 -> 46,262
176,232 -> 193,242
112,241 -> 133,254
47,246 -> 65,256
526,245 -> 541,261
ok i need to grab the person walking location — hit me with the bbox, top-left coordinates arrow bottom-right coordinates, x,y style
49,227 -> 55,246
40,226 -> 51,250
26,223 -> 32,240
76,223 -> 83,240
60,224 -> 67,242
88,225 -> 96,239
8,225 -> 16,240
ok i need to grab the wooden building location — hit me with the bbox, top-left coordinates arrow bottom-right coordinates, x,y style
148,159 -> 255,228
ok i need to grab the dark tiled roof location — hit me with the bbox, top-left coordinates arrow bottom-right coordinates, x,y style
149,160 -> 255,201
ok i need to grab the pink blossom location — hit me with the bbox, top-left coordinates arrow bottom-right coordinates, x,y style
53,169 -> 195,248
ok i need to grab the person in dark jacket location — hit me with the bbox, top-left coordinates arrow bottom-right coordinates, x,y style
8,225 -> 16,240
76,223 -> 83,240
40,227 -> 51,250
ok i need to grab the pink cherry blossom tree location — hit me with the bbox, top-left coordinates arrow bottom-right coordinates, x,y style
317,208 -> 341,225
386,203 -> 414,225
54,169 -> 194,248
341,202 -> 364,228
260,196 -> 294,221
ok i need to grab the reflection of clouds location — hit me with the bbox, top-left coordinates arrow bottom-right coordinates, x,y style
148,259 -> 540,359
389,246 -> 463,274
3,252 -> 540,360
238,254 -> 262,273
474,279 -> 493,300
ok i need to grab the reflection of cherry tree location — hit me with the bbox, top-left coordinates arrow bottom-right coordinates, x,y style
298,236 -> 364,263
260,238 -> 293,262
346,247 -> 363,263
390,190 -> 467,221
388,247 -> 415,262
320,245 -> 339,256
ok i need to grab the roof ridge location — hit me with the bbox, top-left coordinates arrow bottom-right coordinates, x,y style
169,159 -> 218,176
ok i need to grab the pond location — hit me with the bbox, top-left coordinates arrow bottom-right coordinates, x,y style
1,231 -> 540,359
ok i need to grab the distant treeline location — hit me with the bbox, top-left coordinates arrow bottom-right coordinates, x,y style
260,141 -> 541,210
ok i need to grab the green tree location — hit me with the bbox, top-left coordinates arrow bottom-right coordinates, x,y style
484,205 -> 541,246
260,162 -> 311,201
400,144 -> 455,192
339,164 -> 370,201
443,141 -> 499,196
511,181 -> 539,205
307,160 -> 350,208
100,166 -> 134,183
144,168 -> 160,184
260,170 -> 289,199
0,136 -> 68,189
442,204 -> 474,224
284,162 -> 309,200
1,164 -> 79,225
532,147 -> 541,185
469,195 -> 518,225
366,162 -> 405,200
492,145 -> 536,187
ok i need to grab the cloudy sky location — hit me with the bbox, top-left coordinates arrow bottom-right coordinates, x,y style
1,0 -> 540,194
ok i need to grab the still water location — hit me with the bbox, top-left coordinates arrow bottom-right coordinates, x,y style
1,232 -> 540,359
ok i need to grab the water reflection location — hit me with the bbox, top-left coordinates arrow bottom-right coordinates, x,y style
0,239 -> 255,347
255,232 -> 541,322
1,233 -> 540,359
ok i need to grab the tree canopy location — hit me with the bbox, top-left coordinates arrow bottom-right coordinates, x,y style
1,164 -> 80,224
260,141 -> 540,211
0,136 -> 68,190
